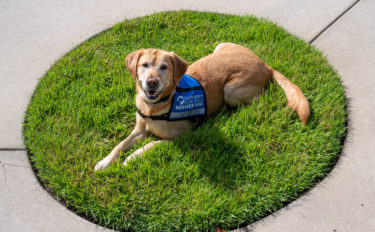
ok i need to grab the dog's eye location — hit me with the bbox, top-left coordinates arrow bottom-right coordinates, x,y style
160,65 -> 168,70
142,63 -> 148,68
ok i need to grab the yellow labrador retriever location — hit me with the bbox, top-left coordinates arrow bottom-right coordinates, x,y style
94,43 -> 309,171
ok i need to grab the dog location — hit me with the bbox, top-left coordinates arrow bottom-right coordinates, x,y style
94,42 -> 309,171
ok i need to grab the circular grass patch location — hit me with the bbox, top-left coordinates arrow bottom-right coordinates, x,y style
24,11 -> 347,231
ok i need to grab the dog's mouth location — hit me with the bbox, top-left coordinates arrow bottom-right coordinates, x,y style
143,82 -> 167,101
145,89 -> 162,100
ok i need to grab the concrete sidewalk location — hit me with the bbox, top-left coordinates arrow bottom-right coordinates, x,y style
1,0 -> 374,231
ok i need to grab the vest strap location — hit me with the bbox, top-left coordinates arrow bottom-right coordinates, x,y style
137,108 -> 200,123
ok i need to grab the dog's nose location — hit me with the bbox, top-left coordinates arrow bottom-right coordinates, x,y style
146,78 -> 159,89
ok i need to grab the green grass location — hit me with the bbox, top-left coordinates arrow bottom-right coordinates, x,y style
24,11 -> 347,231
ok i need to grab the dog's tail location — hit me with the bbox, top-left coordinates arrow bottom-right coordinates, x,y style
270,67 -> 310,124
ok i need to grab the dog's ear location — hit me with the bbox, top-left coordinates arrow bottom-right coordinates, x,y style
126,49 -> 144,80
170,52 -> 188,85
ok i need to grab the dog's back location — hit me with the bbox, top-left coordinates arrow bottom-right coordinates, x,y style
187,43 -> 309,123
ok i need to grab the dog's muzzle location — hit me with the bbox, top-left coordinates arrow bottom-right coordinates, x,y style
143,78 -> 165,100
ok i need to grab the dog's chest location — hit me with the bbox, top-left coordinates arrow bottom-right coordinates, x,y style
145,119 -> 195,139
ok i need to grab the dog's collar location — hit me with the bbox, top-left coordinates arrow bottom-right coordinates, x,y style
153,94 -> 171,104
137,94 -> 171,120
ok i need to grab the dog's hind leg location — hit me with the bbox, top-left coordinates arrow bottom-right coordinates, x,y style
123,140 -> 169,166
223,76 -> 265,107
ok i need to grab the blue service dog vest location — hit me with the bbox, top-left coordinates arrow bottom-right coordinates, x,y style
169,74 -> 206,120
137,74 -> 207,123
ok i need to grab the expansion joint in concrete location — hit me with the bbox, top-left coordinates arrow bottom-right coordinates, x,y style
0,148 -> 26,152
309,0 -> 360,44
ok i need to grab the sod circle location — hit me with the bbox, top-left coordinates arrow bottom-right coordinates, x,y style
24,11 -> 347,231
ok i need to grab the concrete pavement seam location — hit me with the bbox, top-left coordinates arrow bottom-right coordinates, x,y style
309,0 -> 360,44
0,148 -> 26,151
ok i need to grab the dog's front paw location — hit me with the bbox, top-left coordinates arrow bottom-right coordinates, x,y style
94,158 -> 111,171
123,159 -> 129,167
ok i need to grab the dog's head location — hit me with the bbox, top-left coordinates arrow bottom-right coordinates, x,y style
126,49 -> 188,103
